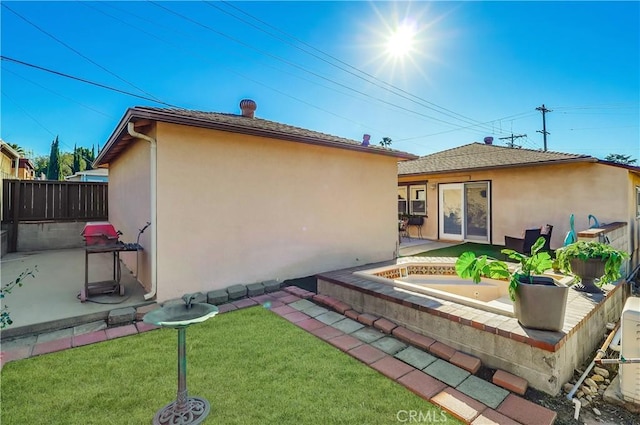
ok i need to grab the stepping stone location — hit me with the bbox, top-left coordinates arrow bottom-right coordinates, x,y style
351,328 -> 385,344
370,356 -> 414,380
423,359 -> 470,387
348,344 -> 386,364
457,375 -> 509,409
300,305 -> 329,317
398,370 -> 448,400
331,318 -> 364,334
431,387 -> 486,423
316,311 -> 345,325
394,346 -> 437,370
289,299 -> 316,311
371,336 -> 407,355
497,394 -> 557,425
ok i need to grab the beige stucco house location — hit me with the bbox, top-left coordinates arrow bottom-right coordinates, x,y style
95,101 -> 416,303
398,142 -> 640,267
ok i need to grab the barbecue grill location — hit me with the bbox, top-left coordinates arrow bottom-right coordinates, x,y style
80,221 -> 142,302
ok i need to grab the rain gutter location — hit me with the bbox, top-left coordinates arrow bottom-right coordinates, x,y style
127,122 -> 157,301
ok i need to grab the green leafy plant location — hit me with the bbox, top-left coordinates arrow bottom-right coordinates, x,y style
555,240 -> 629,286
455,237 -> 553,301
1,266 -> 38,329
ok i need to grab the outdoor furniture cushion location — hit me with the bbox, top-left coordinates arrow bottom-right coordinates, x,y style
505,228 -> 542,254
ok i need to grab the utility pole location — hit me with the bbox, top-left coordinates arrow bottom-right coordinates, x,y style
499,133 -> 526,148
536,104 -> 551,151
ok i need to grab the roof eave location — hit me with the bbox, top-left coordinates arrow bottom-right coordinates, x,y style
95,107 -> 417,166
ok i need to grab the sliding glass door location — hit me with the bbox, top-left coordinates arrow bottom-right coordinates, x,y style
439,182 -> 490,242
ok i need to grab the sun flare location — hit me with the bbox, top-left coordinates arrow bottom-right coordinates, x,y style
385,22 -> 417,58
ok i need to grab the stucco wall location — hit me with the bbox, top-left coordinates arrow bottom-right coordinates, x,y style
399,162 -> 632,251
110,122 -> 399,302
108,134 -> 152,292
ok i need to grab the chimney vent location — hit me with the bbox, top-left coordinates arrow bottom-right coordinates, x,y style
239,99 -> 257,118
484,136 -> 494,145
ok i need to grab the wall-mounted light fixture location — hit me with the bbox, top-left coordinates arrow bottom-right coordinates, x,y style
429,184 -> 437,190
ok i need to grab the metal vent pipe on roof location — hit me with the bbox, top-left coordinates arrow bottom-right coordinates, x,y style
239,99 -> 257,118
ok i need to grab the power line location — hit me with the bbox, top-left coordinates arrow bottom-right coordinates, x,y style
499,133 -> 526,148
0,56 -> 181,108
3,67 -> 114,118
149,1 -> 502,136
208,0 -> 499,134
1,92 -> 56,137
2,3 -> 163,104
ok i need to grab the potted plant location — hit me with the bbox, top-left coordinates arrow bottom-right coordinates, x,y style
555,240 -> 629,293
455,236 -> 570,331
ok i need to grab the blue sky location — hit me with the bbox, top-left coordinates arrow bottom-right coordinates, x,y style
2,1 -> 638,161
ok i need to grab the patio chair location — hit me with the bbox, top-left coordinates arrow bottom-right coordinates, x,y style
407,216 -> 424,239
504,228 -> 541,255
399,218 -> 410,243
540,224 -> 553,252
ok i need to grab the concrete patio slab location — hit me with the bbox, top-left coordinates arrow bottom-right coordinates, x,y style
1,248 -> 149,340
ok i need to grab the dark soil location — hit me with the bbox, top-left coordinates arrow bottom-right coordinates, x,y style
525,381 -> 638,425
477,360 -> 639,425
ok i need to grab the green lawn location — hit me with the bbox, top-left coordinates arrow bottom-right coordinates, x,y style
1,307 -> 462,425
412,242 -> 512,261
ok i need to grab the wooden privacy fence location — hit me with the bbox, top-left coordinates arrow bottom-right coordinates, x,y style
2,179 -> 108,222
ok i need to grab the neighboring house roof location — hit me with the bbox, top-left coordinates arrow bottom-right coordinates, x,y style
96,106 -> 417,166
64,168 -> 109,181
398,142 -> 599,176
18,158 -> 35,170
0,140 -> 21,160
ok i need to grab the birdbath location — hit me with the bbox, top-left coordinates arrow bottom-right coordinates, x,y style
143,294 -> 219,425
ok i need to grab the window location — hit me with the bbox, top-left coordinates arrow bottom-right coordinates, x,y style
398,184 -> 427,216
398,187 -> 407,215
410,185 -> 426,215
636,186 -> 640,218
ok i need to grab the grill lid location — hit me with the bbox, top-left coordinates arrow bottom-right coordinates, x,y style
82,221 -> 120,245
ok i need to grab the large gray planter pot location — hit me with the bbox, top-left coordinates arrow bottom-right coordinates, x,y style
569,258 -> 606,293
514,276 -> 569,332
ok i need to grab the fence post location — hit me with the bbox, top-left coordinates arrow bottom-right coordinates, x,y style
9,180 -> 20,252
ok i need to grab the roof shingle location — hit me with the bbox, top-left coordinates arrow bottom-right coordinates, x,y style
96,106 -> 416,166
398,143 -> 594,175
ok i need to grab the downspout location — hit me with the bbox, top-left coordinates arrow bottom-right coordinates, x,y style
127,122 -> 157,301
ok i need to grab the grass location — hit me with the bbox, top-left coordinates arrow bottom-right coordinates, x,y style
1,307 -> 462,425
412,242 -> 512,261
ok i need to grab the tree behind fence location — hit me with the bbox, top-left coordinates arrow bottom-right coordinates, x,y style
2,179 -> 108,222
